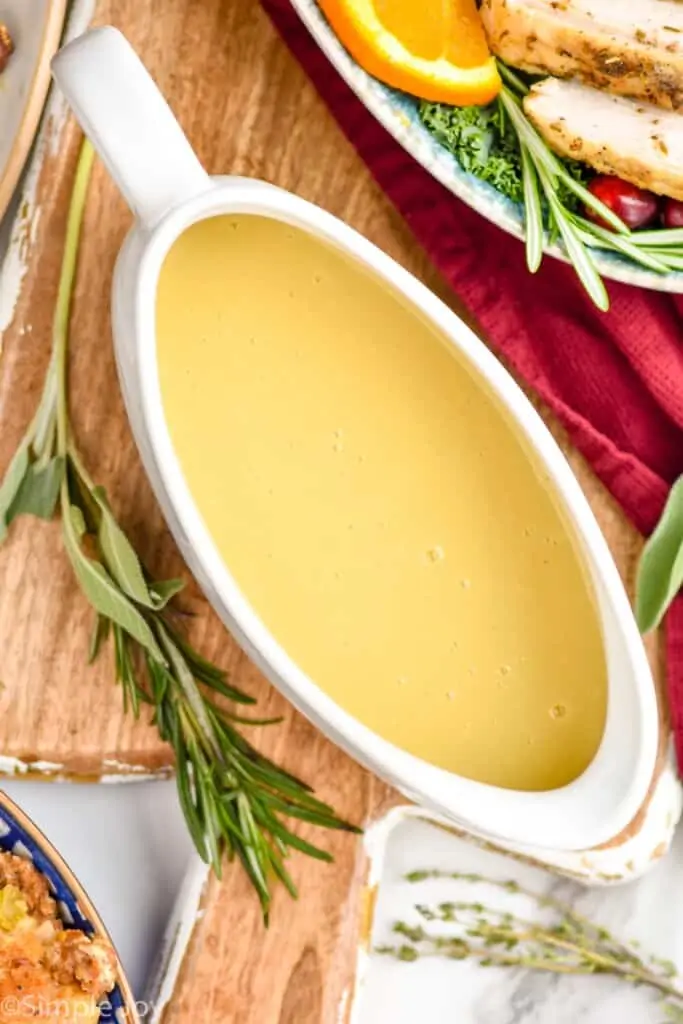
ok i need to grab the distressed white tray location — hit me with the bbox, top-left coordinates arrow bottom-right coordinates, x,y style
352,809 -> 683,1023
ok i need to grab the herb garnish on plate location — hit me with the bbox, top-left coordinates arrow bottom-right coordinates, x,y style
420,61 -> 683,309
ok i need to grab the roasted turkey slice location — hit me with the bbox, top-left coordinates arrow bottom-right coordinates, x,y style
524,77 -> 683,201
481,0 -> 683,110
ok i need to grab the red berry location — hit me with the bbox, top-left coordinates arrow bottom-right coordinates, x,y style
584,175 -> 659,230
661,198 -> 683,229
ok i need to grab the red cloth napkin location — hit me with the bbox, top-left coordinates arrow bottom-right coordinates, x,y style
262,0 -> 683,771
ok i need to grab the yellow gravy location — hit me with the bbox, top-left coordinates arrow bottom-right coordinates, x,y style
156,214 -> 607,791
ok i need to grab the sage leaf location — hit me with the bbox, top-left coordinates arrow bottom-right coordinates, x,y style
70,504 -> 88,538
66,457 -> 101,533
0,444 -> 30,541
636,476 -> 683,633
149,578 -> 185,609
89,614 -> 111,664
92,486 -> 154,607
6,457 -> 65,526
63,504 -> 165,662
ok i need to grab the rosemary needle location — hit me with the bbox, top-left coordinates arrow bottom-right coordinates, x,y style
0,136 -> 359,921
520,145 -> 542,273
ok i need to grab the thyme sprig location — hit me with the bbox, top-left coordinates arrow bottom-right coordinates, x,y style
0,137 -> 359,921
378,871 -> 683,1017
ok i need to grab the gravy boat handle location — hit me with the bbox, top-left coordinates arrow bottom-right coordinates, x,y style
51,26 -> 211,230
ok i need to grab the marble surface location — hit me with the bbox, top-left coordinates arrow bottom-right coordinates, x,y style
353,815 -> 683,1024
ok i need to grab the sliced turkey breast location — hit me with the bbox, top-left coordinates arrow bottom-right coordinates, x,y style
524,78 -> 683,200
481,0 -> 683,110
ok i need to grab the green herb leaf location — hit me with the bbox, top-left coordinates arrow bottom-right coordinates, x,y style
92,486 -> 155,607
66,452 -> 101,532
635,476 -> 683,632
542,182 -> 609,311
496,61 -> 531,97
634,249 -> 683,271
70,503 -> 88,538
173,723 -> 209,858
6,456 -> 65,525
381,871 -> 683,1012
520,146 -> 542,273
149,577 -> 185,609
0,444 -> 30,541
629,227 -> 683,247
112,623 -> 152,716
163,622 -> 256,704
571,216 -> 669,274
419,98 -> 524,204
556,171 -> 628,236
89,614 -> 111,663
157,626 -> 220,751
62,502 -> 165,661
499,88 -> 561,183
5,134 -> 359,923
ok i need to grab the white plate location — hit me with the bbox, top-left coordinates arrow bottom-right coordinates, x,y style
290,0 -> 683,294
0,1 -> 67,222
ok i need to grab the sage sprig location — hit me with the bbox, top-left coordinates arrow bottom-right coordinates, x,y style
0,136 -> 359,920
378,870 -> 683,1017
636,478 -> 683,634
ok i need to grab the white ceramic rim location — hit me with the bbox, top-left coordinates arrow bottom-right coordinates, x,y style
126,179 -> 659,852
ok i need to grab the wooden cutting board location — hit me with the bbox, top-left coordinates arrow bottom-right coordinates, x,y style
0,1 -> 672,1020
0,0 -> 663,780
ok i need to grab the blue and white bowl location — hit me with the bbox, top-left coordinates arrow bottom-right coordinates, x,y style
290,0 -> 683,294
0,790 -> 139,1024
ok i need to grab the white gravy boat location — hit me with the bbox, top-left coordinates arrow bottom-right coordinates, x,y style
52,27 -> 658,852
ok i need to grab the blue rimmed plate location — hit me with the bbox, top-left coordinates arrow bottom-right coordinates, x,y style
290,0 -> 683,294
0,790 -> 139,1024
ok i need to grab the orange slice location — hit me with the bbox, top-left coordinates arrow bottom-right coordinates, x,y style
319,0 -> 501,105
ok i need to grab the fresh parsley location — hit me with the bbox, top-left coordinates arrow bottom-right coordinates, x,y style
420,99 -> 524,204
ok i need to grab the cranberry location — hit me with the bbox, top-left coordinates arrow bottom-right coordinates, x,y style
661,198 -> 683,229
584,175 -> 660,231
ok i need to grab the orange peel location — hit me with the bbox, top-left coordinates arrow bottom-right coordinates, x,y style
319,0 -> 501,105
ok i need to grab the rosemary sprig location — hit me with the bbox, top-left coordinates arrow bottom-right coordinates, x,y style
0,137 -> 359,920
497,71 -> 613,311
378,871 -> 683,1015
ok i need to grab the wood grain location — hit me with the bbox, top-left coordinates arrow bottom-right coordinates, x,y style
0,0 -> 494,777
0,0 -> 670,1019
